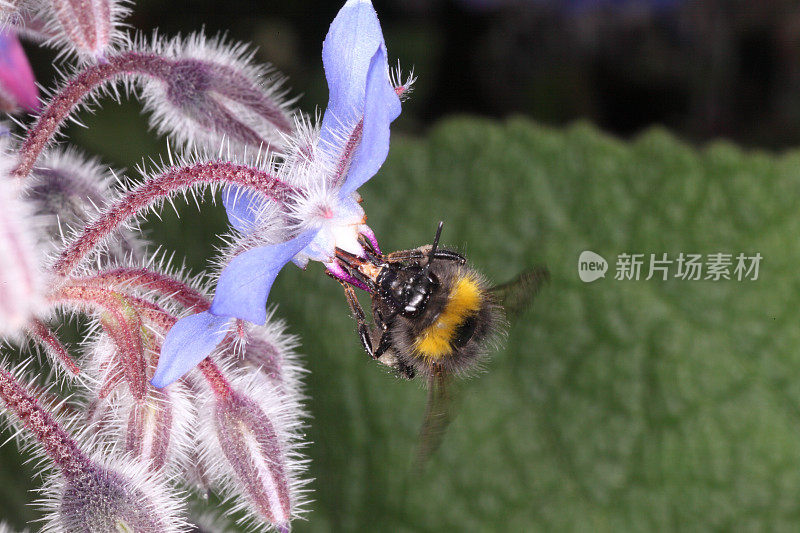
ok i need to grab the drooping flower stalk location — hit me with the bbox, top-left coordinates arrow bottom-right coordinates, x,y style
14,44 -> 294,180
13,51 -> 171,179
52,161 -> 294,276
77,267 -> 211,313
28,148 -> 144,264
50,284 -> 163,400
0,364 -> 89,476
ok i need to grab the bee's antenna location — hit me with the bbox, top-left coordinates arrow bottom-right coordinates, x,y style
428,221 -> 444,265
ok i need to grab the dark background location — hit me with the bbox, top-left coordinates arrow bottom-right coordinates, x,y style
25,0 -> 800,151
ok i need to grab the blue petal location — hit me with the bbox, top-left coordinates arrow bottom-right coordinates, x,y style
151,311 -> 231,388
339,46 -> 401,197
222,185 -> 266,232
210,230 -> 318,324
319,0 -> 385,150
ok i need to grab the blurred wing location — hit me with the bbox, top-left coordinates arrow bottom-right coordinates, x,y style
491,266 -> 550,321
413,367 -> 455,472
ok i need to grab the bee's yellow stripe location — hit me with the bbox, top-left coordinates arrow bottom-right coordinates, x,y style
414,275 -> 481,360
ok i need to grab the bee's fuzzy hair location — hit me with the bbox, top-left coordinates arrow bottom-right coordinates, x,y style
386,259 -> 507,380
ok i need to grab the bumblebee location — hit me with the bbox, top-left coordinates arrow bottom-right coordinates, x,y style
332,222 -> 504,380
332,222 -> 548,467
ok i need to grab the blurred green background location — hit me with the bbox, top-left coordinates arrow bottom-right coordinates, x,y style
4,0 -> 800,531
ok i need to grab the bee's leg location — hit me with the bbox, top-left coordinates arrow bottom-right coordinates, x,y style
358,233 -> 381,258
373,330 -> 393,358
326,263 -> 372,292
396,360 -> 415,380
340,283 -> 379,359
384,249 -> 426,262
332,248 -> 377,291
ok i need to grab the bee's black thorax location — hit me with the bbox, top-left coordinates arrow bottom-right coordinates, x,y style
376,262 -> 439,318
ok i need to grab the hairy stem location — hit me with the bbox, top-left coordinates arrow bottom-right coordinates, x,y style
53,161 -> 293,276
76,267 -> 210,313
13,51 -> 172,180
27,319 -> 81,376
197,358 -> 232,399
50,284 -> 165,400
0,364 -> 90,478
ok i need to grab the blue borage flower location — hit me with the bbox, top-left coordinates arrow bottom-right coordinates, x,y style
152,0 -> 402,387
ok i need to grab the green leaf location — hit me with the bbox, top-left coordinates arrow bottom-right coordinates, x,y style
277,117 -> 799,532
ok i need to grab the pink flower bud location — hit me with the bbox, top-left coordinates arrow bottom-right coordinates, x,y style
198,371 -> 307,530
0,30 -> 38,113
140,33 -> 294,151
48,0 -> 128,59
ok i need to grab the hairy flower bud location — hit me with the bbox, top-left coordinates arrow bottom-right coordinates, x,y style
28,148 -> 143,263
238,316 -> 304,396
140,33 -> 294,152
197,370 -> 307,530
51,459 -> 189,533
121,381 -> 193,472
46,0 -> 128,59
0,363 -> 188,532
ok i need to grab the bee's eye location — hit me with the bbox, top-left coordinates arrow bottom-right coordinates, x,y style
453,315 -> 477,348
